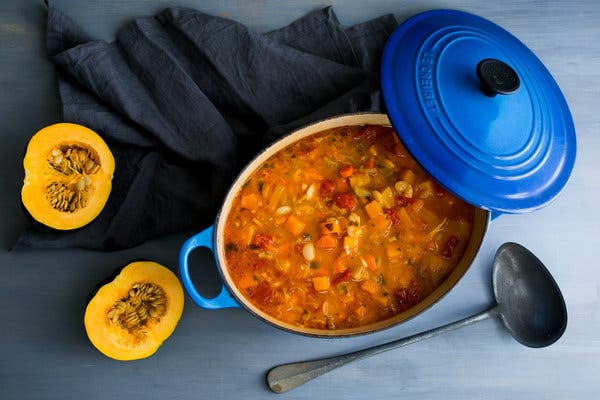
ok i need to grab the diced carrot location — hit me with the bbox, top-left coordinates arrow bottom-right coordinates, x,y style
316,235 -> 337,250
339,165 -> 354,178
365,200 -> 383,220
284,214 -> 305,236
238,275 -> 256,289
312,276 -> 330,292
240,193 -> 261,211
360,280 -> 378,294
363,255 -> 378,270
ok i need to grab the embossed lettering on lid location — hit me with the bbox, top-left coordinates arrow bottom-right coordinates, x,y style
381,9 -> 576,213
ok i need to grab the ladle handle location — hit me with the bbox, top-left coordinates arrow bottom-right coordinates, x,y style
267,306 -> 498,393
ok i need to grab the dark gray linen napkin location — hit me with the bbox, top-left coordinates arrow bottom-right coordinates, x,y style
15,6 -> 397,250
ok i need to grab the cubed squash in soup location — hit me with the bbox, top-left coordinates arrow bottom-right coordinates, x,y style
223,125 -> 475,330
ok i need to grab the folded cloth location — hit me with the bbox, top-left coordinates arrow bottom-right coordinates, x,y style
14,5 -> 397,250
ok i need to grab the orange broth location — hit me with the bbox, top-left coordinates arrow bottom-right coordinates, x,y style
223,125 -> 474,330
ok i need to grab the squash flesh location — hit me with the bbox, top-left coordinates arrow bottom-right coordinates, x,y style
84,261 -> 184,361
21,123 -> 115,230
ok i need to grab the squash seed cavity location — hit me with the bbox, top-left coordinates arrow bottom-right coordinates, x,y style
107,282 -> 168,340
45,145 -> 101,212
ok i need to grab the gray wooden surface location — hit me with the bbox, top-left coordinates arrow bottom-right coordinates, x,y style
1,1 -> 598,399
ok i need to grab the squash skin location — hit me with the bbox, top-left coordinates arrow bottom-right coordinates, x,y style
84,261 -> 184,361
21,123 -> 115,230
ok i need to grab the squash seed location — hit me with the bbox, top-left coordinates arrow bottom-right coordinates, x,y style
107,282 -> 168,339
45,144 -> 102,213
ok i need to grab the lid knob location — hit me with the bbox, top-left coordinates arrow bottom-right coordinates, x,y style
476,58 -> 520,97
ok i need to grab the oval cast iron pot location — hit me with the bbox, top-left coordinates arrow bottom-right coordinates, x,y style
179,113 -> 491,337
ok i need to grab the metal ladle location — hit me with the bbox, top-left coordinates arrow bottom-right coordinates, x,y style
267,242 -> 567,393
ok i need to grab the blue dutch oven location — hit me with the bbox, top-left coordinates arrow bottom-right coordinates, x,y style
179,10 -> 576,337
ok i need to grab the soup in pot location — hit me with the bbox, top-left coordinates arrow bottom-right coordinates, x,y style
223,125 -> 474,330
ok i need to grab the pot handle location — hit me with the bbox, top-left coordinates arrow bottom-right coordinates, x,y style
179,224 -> 240,309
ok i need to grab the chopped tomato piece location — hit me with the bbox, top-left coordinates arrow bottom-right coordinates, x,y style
393,282 -> 422,311
441,235 -> 459,258
251,283 -> 275,305
319,179 -> 336,197
383,208 -> 399,226
332,269 -> 352,285
223,124 -> 475,331
339,165 -> 354,178
332,192 -> 356,211
252,233 -> 276,251
353,125 -> 379,141
251,260 -> 268,271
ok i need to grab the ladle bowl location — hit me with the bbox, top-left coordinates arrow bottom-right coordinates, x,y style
267,242 -> 567,393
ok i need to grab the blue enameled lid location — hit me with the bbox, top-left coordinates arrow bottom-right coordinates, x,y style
381,10 -> 576,213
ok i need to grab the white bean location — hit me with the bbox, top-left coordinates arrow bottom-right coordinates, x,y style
302,243 -> 315,261
276,206 -> 292,216
306,183 -> 316,199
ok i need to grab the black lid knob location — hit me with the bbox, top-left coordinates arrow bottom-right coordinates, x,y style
476,58 -> 520,97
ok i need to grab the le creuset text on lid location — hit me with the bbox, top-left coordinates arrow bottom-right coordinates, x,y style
381,9 -> 576,214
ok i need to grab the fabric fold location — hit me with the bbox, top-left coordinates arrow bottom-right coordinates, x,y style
15,5 -> 397,250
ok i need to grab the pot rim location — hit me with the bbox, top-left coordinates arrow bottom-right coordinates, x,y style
214,112 -> 490,337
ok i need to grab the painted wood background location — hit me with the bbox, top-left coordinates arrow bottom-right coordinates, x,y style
1,1 -> 598,399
